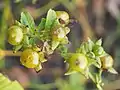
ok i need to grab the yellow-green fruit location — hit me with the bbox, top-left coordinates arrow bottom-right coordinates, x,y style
20,49 -> 39,68
56,11 -> 69,24
101,55 -> 113,69
68,53 -> 88,71
52,27 -> 66,41
60,36 -> 69,44
8,26 -> 23,45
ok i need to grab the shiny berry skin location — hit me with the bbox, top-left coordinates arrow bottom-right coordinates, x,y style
20,49 -> 39,68
68,53 -> 88,71
8,26 -> 23,45
101,55 -> 113,69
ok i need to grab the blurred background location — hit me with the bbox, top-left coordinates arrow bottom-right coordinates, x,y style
0,0 -> 120,90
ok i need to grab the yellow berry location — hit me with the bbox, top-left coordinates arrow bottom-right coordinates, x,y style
20,49 -> 39,68
8,26 -> 23,45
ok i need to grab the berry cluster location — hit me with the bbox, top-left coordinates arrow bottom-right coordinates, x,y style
64,38 -> 117,90
7,9 -> 117,90
8,9 -> 70,72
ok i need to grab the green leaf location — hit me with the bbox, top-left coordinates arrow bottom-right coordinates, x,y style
93,45 -> 104,56
96,39 -> 102,46
58,45 -> 69,60
87,38 -> 94,51
77,39 -> 94,54
84,43 -> 89,53
37,18 -> 46,31
23,35 -> 29,45
108,67 -> 118,74
76,38 -> 94,54
95,57 -> 102,68
13,44 -> 23,53
76,43 -> 86,54
87,58 -> 96,66
0,73 -> 23,90
51,41 -> 60,50
94,63 -> 101,68
20,11 -> 35,33
52,19 -> 60,28
99,51 -> 108,57
29,38 -> 36,45
86,52 -> 95,59
45,9 -> 57,30
96,84 -> 103,90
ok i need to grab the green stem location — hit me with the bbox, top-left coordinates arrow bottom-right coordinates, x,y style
88,71 -> 103,90
88,72 -> 96,83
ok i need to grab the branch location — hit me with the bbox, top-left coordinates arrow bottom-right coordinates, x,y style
0,50 -> 21,57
